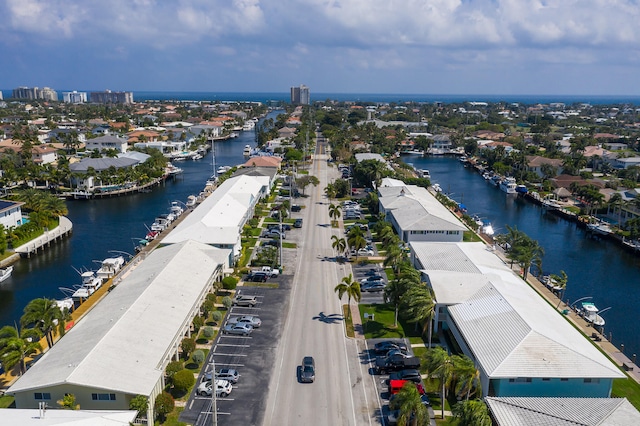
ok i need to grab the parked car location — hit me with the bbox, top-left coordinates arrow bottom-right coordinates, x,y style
364,268 -> 382,276
361,282 -> 386,292
389,369 -> 422,384
205,368 -> 240,384
267,223 -> 291,231
222,323 -> 254,336
263,229 -> 286,239
360,274 -> 384,282
300,356 -> 315,383
261,239 -> 279,247
197,379 -> 233,397
228,315 -> 262,328
247,271 -> 268,282
294,218 -> 303,228
374,340 -> 408,354
232,295 -> 258,307
291,204 -> 301,212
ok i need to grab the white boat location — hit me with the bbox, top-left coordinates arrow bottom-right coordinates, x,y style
55,297 -> 74,312
96,256 -> 125,282
432,183 -> 442,193
242,121 -> 255,131
482,223 -> 495,236
72,271 -> 102,301
186,195 -> 197,208
580,302 -> 605,327
217,165 -> 231,175
542,197 -> 562,211
490,175 -> 501,186
499,177 -> 517,194
191,153 -> 203,160
586,220 -> 613,236
417,169 -> 430,178
243,145 -> 252,157
0,265 -> 13,283
170,201 -> 184,217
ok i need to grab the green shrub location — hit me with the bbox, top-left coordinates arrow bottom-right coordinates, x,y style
211,311 -> 223,324
181,338 -> 196,359
201,300 -> 214,317
154,392 -> 174,421
203,326 -> 215,339
192,316 -> 204,332
129,395 -> 148,415
222,296 -> 232,310
172,369 -> 195,393
192,349 -> 205,365
165,361 -> 183,381
206,293 -> 217,302
222,276 -> 238,290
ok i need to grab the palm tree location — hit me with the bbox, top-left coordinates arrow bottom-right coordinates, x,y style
21,298 -> 64,349
384,244 -> 406,274
451,400 -> 491,426
551,270 -> 568,307
389,381 -> 429,426
385,275 -> 419,327
331,235 -> 347,261
423,347 -> 455,419
325,183 -> 337,201
452,354 -> 481,400
334,274 -> 361,320
328,203 -> 341,226
347,227 -> 367,259
0,325 -> 42,375
400,286 -> 435,347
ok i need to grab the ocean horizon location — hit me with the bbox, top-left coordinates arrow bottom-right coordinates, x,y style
3,89 -> 640,105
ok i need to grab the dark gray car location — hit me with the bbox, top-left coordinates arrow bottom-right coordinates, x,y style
300,356 -> 315,383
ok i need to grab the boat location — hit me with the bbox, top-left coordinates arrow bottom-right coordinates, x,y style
498,177 -> 517,194
0,265 -> 13,283
490,175 -> 501,186
145,230 -> 159,241
515,184 -> 528,194
191,153 -> 203,160
243,145 -> 252,157
417,169 -> 430,178
541,197 -> 562,211
579,302 -> 606,327
170,201 -> 184,217
586,219 -> 613,236
432,183 -> 442,193
54,297 -> 74,312
482,222 -> 495,236
96,256 -> 125,282
217,165 -> 231,175
186,195 -> 197,208
242,121 -> 255,131
72,271 -> 102,301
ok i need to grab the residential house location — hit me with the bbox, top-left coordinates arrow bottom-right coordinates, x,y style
31,145 -> 58,165
525,156 -> 564,178
85,135 -> 129,153
0,200 -> 26,228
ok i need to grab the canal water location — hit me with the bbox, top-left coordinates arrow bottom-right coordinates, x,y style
0,123 -> 266,329
407,154 -> 640,358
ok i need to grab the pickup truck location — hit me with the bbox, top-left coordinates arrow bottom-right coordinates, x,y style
375,353 -> 421,374
259,266 -> 279,277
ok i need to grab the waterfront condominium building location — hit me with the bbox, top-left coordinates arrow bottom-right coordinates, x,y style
89,90 -> 134,104
290,84 -> 310,105
12,86 -> 58,101
62,90 -> 88,103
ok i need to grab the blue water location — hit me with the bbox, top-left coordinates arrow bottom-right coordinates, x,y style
0,115 -> 272,329
4,90 -> 640,105
408,155 -> 640,357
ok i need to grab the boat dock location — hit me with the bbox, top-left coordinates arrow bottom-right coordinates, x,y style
14,216 -> 73,257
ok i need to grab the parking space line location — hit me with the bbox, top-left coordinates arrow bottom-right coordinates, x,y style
213,353 -> 248,357
215,343 -> 250,347
218,335 -> 252,339
212,362 -> 245,367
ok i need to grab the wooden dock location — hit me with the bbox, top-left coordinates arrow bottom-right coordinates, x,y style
14,216 -> 73,257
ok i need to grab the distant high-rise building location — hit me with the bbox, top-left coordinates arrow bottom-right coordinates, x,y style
0,91 -> 3,101
290,85 -> 310,105
89,90 -> 134,104
62,91 -> 87,104
12,86 -> 58,101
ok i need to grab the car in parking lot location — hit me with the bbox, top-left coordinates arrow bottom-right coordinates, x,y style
246,271 -> 268,282
232,295 -> 258,306
291,204 -> 301,212
361,276 -> 384,286
389,369 -> 422,384
361,282 -> 386,292
374,340 -> 408,354
228,315 -> 262,328
222,323 -> 254,336
300,356 -> 315,383
197,379 -> 233,397
267,223 -> 291,231
263,229 -> 286,239
360,274 -> 384,282
294,218 -> 303,228
363,268 -> 382,276
205,368 -> 240,384
261,239 -> 279,247
352,248 -> 374,257
388,379 -> 425,395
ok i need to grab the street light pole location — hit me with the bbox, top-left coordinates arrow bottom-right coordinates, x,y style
210,359 -> 217,426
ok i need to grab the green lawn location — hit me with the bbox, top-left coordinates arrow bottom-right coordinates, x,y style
282,242 -> 297,249
160,407 -> 187,426
359,304 -> 422,339
613,377 -> 640,410
0,395 -> 15,408
463,231 -> 482,242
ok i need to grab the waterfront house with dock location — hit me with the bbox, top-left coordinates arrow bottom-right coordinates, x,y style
410,241 -> 625,398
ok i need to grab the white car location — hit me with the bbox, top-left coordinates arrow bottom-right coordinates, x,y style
352,248 -> 374,256
197,379 -> 233,397
222,323 -> 254,336
228,315 -> 262,328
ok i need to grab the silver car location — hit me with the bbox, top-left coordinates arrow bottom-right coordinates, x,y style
228,315 -> 262,328
222,323 -> 253,336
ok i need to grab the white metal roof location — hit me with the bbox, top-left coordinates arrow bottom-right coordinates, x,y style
380,185 -> 466,232
0,409 -> 137,426
486,397 -> 640,426
412,241 -> 624,380
163,174 -> 266,245
9,240 -> 230,396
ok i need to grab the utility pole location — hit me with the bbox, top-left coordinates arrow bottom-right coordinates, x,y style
210,359 -> 217,426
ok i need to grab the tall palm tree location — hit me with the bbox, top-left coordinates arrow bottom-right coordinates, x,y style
331,235 -> 347,261
384,244 -> 406,274
551,270 -> 568,307
423,347 -> 455,419
451,400 -> 491,426
0,325 -> 42,375
334,274 -> 361,320
347,227 -> 367,259
389,381 -> 429,426
385,275 -> 419,327
328,203 -> 341,226
452,354 -> 482,400
400,286 -> 435,346
324,183 -> 337,201
21,298 -> 64,349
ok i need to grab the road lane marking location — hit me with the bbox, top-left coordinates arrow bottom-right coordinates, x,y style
212,353 -> 248,357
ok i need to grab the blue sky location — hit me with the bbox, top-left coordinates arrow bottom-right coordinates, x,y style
1,0 -> 640,96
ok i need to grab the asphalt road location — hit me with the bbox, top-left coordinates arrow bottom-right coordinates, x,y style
262,138 -> 381,426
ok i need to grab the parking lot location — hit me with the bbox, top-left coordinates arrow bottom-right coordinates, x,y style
179,203 -> 305,425
351,257 -> 386,305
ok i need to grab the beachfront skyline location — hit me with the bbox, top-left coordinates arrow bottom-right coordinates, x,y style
1,1 -> 640,96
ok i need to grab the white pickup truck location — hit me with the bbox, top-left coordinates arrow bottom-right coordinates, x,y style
258,266 -> 279,277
